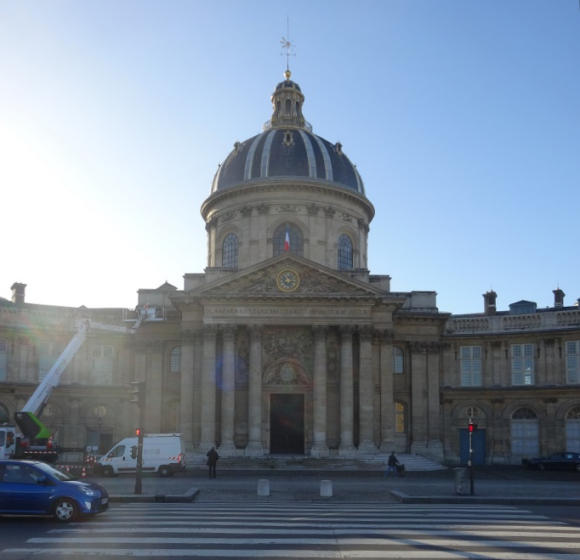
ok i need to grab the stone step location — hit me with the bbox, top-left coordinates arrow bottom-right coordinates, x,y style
197,453 -> 446,472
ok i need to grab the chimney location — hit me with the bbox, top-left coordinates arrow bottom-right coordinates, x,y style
483,290 -> 497,315
553,288 -> 565,308
11,283 -> 26,305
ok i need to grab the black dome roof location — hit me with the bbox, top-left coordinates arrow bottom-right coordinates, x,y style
211,72 -> 365,196
211,128 -> 364,194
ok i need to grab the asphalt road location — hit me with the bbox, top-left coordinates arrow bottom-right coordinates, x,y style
1,502 -> 580,559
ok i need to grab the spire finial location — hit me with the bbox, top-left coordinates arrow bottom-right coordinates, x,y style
280,17 -> 295,77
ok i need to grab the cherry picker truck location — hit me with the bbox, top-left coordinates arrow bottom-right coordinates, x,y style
0,318 -> 140,462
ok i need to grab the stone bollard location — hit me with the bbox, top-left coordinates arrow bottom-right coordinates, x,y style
257,478 -> 270,497
320,479 -> 333,497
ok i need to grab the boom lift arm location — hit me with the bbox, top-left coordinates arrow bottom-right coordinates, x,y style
14,319 -> 139,441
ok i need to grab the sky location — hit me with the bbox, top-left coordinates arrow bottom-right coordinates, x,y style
1,0 -> 579,315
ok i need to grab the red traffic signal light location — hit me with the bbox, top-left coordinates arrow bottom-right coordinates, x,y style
468,422 -> 478,433
135,428 -> 142,437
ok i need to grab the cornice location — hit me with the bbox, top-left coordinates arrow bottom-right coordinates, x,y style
201,180 -> 374,222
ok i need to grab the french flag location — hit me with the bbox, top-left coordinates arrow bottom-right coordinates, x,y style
284,229 -> 290,251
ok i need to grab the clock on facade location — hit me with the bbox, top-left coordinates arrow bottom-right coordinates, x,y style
276,269 -> 300,292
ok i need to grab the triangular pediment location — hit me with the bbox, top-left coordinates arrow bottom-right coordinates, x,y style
192,255 -> 386,301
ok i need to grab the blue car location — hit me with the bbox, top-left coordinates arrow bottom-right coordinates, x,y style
0,460 -> 109,522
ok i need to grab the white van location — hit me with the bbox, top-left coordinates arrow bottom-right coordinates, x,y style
96,433 -> 185,477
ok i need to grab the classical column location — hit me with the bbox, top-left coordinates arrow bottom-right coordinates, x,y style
179,330 -> 196,453
311,325 -> 328,457
379,331 -> 395,451
358,326 -> 376,454
427,344 -> 443,460
246,325 -> 264,455
147,346 -> 163,433
199,326 -> 218,451
339,326 -> 355,456
410,343 -> 428,455
220,325 -> 236,455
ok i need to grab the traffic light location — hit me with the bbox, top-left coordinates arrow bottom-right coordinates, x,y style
468,421 -> 478,433
129,380 -> 146,407
135,428 -> 141,437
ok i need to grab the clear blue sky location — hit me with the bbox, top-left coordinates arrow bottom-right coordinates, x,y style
1,0 -> 579,314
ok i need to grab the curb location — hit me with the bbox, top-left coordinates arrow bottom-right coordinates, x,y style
109,488 -> 199,503
389,490 -> 580,506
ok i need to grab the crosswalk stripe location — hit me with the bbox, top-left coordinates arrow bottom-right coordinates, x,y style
49,527 -> 580,537
26,536 -> 580,548
3,503 -> 579,560
5,548 -> 580,559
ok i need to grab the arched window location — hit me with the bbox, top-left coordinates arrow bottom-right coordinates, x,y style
337,234 -> 353,270
170,347 -> 181,374
465,406 -> 482,420
512,407 -> 537,419
567,406 -> 580,419
222,233 -> 238,268
273,223 -> 303,257
393,347 -> 404,374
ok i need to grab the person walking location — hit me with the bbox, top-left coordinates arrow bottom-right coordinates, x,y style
385,451 -> 399,477
206,446 -> 219,479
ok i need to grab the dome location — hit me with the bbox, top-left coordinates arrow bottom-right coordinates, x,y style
211,72 -> 365,196
211,129 -> 365,194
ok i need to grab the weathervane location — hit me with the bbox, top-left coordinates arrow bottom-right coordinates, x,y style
280,17 -> 295,78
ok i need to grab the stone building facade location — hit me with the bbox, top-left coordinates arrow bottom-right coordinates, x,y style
1,73 -> 579,465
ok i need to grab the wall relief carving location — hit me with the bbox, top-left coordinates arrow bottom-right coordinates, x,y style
263,359 -> 311,387
262,326 -> 313,376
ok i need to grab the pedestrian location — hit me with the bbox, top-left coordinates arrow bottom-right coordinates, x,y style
385,451 -> 399,477
206,446 -> 219,479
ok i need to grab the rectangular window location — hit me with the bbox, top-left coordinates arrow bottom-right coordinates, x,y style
170,347 -> 181,373
460,346 -> 482,386
91,345 -> 114,384
37,342 -> 57,381
511,343 -> 534,386
566,341 -> 580,384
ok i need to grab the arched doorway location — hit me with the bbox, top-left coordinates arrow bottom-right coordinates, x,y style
511,407 -> 539,463
263,360 -> 311,455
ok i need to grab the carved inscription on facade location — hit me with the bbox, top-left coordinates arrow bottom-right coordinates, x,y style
206,305 -> 370,319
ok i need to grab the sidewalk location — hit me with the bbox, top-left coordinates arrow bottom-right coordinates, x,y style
91,467 -> 580,505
